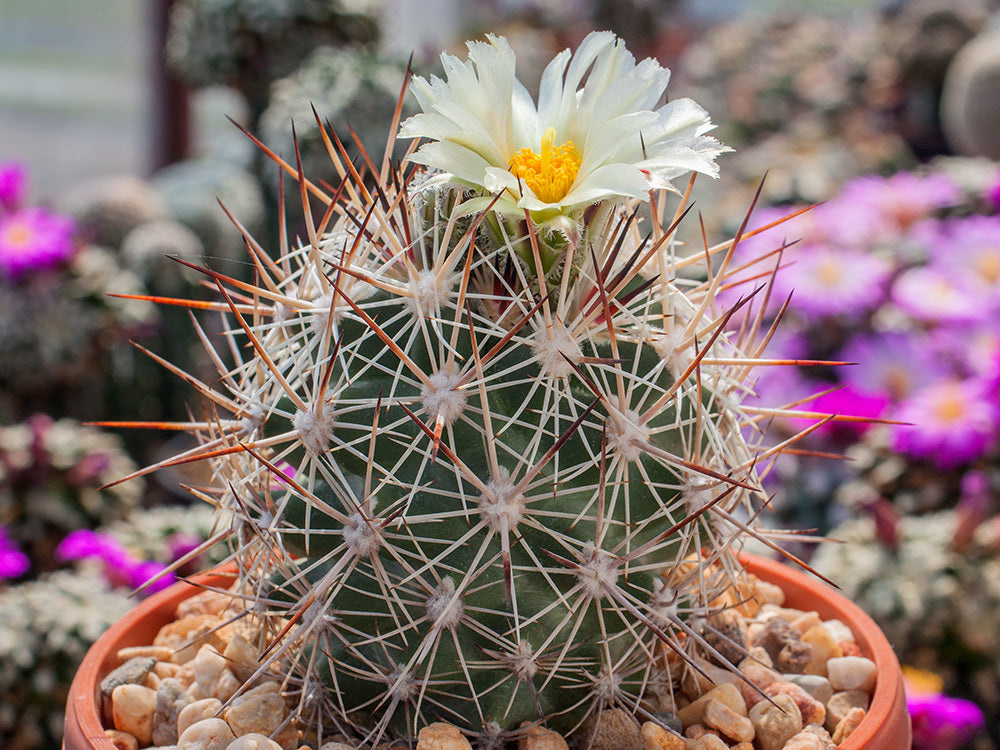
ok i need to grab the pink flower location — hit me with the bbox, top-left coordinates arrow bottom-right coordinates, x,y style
56,529 -> 177,596
838,332 -> 947,402
0,526 -> 30,580
909,692 -> 984,750
0,162 -> 26,212
890,376 -> 998,469
934,215 -> 1000,310
890,266 -> 988,324
837,172 -> 960,242
771,243 -> 891,320
0,207 -> 76,279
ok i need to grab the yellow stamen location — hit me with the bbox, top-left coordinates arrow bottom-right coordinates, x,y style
508,127 -> 581,204
933,386 -> 966,423
2,223 -> 33,248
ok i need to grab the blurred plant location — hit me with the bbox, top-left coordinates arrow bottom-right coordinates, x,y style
0,415 -> 143,577
812,495 -> 999,747
166,0 -> 384,133
0,525 -> 29,582
0,568 -> 132,750
717,162 -> 1000,535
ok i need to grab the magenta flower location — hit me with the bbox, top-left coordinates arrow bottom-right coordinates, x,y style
934,215 -> 1000,309
806,384 -> 890,437
932,322 -> 1000,379
890,376 -> 998,469
56,529 -> 177,596
0,206 -> 76,279
771,243 -> 890,320
987,170 -> 1000,210
909,692 -> 985,750
0,526 -> 30,580
838,331 -> 947,402
0,162 -> 26,212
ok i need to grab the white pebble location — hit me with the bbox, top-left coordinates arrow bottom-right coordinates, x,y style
823,619 -> 855,643
177,698 -> 223,737
226,733 -> 283,750
178,717 -> 235,750
826,656 -> 877,693
112,683 -> 157,746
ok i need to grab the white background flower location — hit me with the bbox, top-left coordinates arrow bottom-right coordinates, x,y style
400,31 -> 728,216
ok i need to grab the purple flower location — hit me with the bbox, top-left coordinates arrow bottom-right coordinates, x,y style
56,529 -> 177,596
909,692 -> 985,750
0,162 -> 26,212
890,376 -> 999,469
0,526 -> 30,580
128,559 -> 174,593
837,172 -> 961,242
890,266 -> 988,324
0,206 -> 76,279
770,243 -> 890,320
931,322 -> 1000,379
986,170 -> 1000,210
838,331 -> 947,402
933,215 -> 1000,310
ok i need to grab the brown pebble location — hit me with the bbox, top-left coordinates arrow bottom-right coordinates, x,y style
825,690 -> 871,733
152,676 -> 191,746
748,693 -> 803,750
838,640 -> 862,657
704,609 -> 749,666
104,729 -> 138,750
833,707 -> 867,744
691,734 -> 728,750
118,645 -> 175,662
111,683 -> 157,747
586,708 -> 643,750
764,681 -> 826,726
684,723 -> 717,740
679,682 -> 747,727
517,723 -> 569,750
224,691 -> 286,737
801,625 -> 842,676
640,721 -> 686,750
416,722 -> 473,750
703,697 -> 755,743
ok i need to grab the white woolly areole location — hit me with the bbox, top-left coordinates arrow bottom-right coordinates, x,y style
237,403 -> 267,438
531,322 -> 583,379
606,408 -> 649,464
308,292 -> 345,335
420,365 -> 467,427
576,545 -> 619,600
649,578 -> 680,625
682,475 -> 719,516
408,268 -> 452,315
343,512 -> 381,557
388,665 -> 418,701
593,666 -> 623,703
648,323 -> 691,378
293,402 -> 336,455
425,577 -> 463,631
505,639 -> 539,681
478,469 -> 525,532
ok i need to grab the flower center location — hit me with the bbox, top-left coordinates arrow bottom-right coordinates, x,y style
2,222 -> 33,248
933,386 -> 966,424
974,247 -> 1000,284
508,127 -> 581,204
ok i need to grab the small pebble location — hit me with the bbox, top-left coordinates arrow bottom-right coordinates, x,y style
782,729 -> 826,750
318,743 -> 359,750
832,707 -> 867,744
517,723 -> 569,750
112,683 -> 158,746
224,691 -> 286,737
178,717 -> 236,750
640,721 -> 686,750
226,734 -> 283,750
748,694 -> 802,750
824,691 -> 870,734
784,674 -> 833,705
703,698 -> 755,743
102,657 -> 158,699
826,656 -> 877,693
691,734 -> 728,750
704,609 -> 750,666
822,619 -> 854,644
801,625 -> 842,676
104,729 -> 139,750
586,708 -> 643,750
416,722 -> 473,750
177,698 -> 224,737
153,677 -> 192,746
679,682 -> 747,726
763,681 -> 825,726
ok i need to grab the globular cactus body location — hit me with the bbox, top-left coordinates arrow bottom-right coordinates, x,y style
125,31 -> 809,747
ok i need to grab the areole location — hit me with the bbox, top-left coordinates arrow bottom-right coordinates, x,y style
63,554 -> 911,750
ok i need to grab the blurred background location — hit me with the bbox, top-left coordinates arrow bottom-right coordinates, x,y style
1,0 -> 999,748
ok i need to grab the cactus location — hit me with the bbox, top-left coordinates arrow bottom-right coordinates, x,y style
117,31 -> 823,746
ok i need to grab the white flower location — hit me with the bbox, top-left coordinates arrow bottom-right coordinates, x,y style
399,31 -> 728,217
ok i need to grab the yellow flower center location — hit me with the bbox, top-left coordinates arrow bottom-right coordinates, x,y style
2,222 -> 33,248
508,127 -> 581,204
974,247 -> 1000,284
933,385 -> 966,424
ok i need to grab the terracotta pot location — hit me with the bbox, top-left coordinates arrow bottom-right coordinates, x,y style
63,555 -> 910,749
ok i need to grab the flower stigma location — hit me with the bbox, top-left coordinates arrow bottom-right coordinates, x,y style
508,127 -> 581,204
